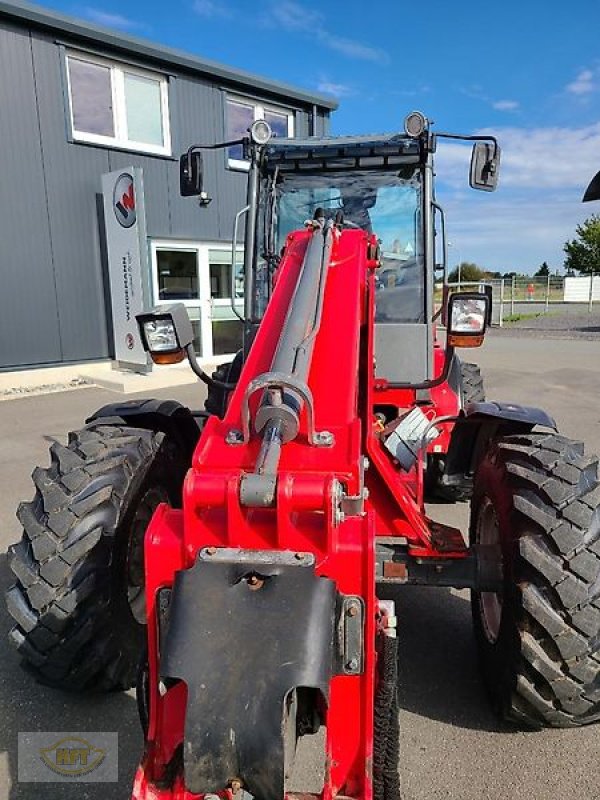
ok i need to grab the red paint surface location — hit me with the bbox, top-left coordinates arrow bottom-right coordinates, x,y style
134,227 -> 465,799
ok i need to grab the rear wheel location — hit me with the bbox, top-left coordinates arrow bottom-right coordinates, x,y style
471,432 -> 600,727
460,361 -> 485,405
6,423 -> 186,691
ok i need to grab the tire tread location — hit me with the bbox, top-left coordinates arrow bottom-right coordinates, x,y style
476,431 -> 600,727
6,423 -> 168,691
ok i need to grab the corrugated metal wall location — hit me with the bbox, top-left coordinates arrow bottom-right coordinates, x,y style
31,32 -> 112,364
0,22 -> 62,367
0,19 -> 330,369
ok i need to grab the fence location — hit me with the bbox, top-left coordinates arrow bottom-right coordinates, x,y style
440,274 -> 597,326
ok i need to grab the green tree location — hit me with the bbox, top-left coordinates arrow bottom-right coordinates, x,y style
535,261 -> 550,277
448,261 -> 485,283
563,216 -> 600,274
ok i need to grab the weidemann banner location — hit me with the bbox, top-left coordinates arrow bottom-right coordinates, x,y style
101,168 -> 151,369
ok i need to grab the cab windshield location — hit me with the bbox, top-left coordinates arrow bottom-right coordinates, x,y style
258,165 -> 424,323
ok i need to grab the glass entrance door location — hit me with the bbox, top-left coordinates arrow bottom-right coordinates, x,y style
207,247 -> 244,355
150,240 -> 243,359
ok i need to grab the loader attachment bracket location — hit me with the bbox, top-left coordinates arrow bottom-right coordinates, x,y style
160,549 -> 337,800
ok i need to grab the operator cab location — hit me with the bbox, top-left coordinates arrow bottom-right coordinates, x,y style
258,134 -> 431,383
176,115 -> 499,388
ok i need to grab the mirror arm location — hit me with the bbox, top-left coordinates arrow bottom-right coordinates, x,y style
435,132 -> 499,160
385,343 -> 456,390
186,137 -> 246,157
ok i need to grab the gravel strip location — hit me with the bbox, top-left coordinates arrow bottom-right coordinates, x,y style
0,377 -> 93,401
494,310 -> 600,340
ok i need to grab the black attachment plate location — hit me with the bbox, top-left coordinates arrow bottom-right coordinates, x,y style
160,549 -> 336,800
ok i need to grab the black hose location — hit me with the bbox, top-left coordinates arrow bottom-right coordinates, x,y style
185,344 -> 237,391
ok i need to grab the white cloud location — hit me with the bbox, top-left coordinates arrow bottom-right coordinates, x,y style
460,86 -> 521,113
493,99 -> 519,111
440,194 -> 591,272
317,79 -> 354,98
84,8 -> 144,30
192,0 -> 231,18
319,32 -> 388,64
434,123 -> 600,271
459,84 -> 487,102
566,68 -> 595,95
270,0 -> 320,29
267,1 -> 389,63
392,85 -> 431,97
437,122 -> 600,190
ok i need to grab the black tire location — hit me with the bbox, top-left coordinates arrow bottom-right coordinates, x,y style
460,361 -> 485,406
204,350 -> 243,418
6,423 -> 186,691
470,432 -> 600,728
425,362 -> 486,501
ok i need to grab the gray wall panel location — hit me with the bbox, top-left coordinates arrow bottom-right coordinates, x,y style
0,22 -> 61,368
0,15 -> 331,368
31,33 -> 111,362
212,87 -> 251,242
315,111 -> 329,137
167,76 -> 222,242
295,110 -> 309,138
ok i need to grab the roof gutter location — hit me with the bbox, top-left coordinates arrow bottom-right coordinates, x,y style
0,0 -> 338,111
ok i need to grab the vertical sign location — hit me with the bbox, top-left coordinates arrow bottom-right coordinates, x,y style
101,168 -> 151,370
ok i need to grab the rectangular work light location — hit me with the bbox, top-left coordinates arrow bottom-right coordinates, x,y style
137,304 -> 194,364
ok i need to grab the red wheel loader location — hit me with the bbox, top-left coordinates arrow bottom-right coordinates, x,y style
7,112 -> 600,800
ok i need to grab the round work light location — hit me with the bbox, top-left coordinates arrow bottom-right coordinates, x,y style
404,111 -> 428,138
249,119 -> 273,146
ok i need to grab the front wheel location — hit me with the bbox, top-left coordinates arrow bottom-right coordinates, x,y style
6,423 -> 186,691
470,432 -> 600,728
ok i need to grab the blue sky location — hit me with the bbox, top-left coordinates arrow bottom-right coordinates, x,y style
42,0 -> 600,273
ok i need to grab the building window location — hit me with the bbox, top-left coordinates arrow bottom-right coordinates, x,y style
156,249 -> 199,301
66,52 -> 171,155
226,96 -> 294,169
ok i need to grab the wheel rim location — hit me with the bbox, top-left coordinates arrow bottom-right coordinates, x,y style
476,496 -> 503,644
126,486 -> 168,625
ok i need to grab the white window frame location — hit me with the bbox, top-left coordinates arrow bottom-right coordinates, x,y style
150,240 -> 203,309
65,50 -> 171,156
226,95 -> 295,170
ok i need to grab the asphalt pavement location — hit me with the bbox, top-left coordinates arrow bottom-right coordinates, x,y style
1,332 -> 599,799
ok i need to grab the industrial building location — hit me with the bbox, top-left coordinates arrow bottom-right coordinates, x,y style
0,0 -> 335,369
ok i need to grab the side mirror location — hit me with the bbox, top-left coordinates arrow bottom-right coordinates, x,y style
180,151 -> 204,197
469,142 -> 500,192
447,292 -> 489,348
583,170 -> 600,202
